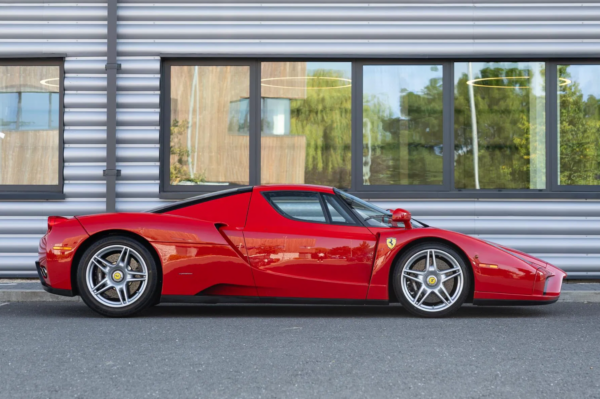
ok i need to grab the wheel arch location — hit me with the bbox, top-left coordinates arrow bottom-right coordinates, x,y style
70,229 -> 163,297
387,236 -> 475,304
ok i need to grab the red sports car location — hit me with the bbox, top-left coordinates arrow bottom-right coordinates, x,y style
36,185 -> 566,318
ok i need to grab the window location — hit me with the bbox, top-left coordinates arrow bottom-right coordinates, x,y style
260,62 -> 352,188
337,190 -> 392,227
454,62 -> 546,190
0,61 -> 62,194
265,192 -> 327,223
557,64 -> 600,187
323,194 -> 355,225
362,64 -> 444,187
166,63 -> 251,191
337,190 -> 425,228
162,59 -> 600,199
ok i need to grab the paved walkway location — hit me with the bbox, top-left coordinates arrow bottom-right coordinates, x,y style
1,301 -> 599,399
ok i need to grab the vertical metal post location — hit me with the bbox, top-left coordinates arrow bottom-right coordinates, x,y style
104,0 -> 120,213
351,61 -> 362,191
249,61 -> 260,186
443,61 -> 454,192
547,62 -> 558,191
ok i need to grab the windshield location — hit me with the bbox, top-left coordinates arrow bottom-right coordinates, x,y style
335,190 -> 425,228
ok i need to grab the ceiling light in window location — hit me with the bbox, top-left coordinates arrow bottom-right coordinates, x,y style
39,78 -> 60,88
261,76 -> 351,90
466,76 -> 571,88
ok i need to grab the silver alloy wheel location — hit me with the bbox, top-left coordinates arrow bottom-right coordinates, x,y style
401,249 -> 463,313
85,245 -> 148,308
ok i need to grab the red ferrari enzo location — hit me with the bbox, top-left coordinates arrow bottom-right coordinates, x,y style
37,185 -> 566,318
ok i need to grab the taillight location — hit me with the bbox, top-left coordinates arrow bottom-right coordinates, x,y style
47,216 -> 67,232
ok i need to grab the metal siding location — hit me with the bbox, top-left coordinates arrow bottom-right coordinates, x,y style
116,6 -> 600,22
0,2 -> 108,277
2,1 -> 600,278
117,24 -> 600,41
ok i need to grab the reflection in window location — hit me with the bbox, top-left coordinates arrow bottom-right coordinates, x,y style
454,62 -> 546,189
266,192 -> 327,222
362,65 -> 444,186
227,98 -> 249,135
262,98 -> 291,136
558,65 -> 600,186
260,62 -> 352,188
170,65 -> 250,186
0,65 -> 60,185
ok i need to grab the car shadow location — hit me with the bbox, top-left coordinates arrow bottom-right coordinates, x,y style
3,301 -> 562,320
137,303 -> 555,319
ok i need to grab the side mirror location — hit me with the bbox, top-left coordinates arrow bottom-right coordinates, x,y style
391,208 -> 412,229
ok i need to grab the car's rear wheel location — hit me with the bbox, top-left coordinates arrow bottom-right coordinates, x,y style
77,236 -> 158,317
393,243 -> 470,318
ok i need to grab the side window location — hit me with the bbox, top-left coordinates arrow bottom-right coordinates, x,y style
266,192 -> 327,223
323,195 -> 355,225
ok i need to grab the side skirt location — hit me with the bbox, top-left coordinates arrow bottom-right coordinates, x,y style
160,295 -> 389,306
473,297 -> 559,306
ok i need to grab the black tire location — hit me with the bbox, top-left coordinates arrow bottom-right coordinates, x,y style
76,236 -> 159,317
392,242 -> 470,318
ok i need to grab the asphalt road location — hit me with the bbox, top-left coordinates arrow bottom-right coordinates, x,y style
1,302 -> 599,399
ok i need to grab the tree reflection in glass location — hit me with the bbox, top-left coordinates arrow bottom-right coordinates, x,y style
454,62 -> 546,190
362,65 -> 444,186
558,65 -> 600,186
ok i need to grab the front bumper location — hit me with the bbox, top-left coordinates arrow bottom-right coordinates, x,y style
35,261 -> 75,297
473,297 -> 559,306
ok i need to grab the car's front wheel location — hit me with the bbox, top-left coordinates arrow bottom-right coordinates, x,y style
393,243 -> 470,318
77,236 -> 159,317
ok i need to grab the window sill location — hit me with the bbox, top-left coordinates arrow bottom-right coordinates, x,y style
0,192 -> 66,200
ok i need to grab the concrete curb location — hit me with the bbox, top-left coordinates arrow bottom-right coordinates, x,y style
1,290 -> 600,303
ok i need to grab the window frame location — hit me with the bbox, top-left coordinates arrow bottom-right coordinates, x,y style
0,58 -> 64,199
355,60 -> 452,193
160,59 -> 258,198
322,193 -> 363,226
161,58 -> 600,200
549,60 -> 600,192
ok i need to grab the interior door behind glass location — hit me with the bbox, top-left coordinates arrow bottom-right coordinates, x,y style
243,191 -> 377,299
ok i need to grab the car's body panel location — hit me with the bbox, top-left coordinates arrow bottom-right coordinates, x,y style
37,184 -> 567,307
244,187 -> 377,299
152,241 -> 257,297
364,226 -> 560,301
77,213 -> 225,244
38,217 -> 89,291
164,191 -> 252,229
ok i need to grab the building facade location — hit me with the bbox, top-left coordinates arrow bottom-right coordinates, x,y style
2,0 -> 600,278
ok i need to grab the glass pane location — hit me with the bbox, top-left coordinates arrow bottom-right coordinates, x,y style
454,62 -> 546,189
338,190 -> 395,227
362,65 -> 444,186
323,195 -> 354,224
260,62 -> 352,188
0,65 -> 60,185
268,193 -> 326,223
558,65 -> 600,186
170,65 -> 250,186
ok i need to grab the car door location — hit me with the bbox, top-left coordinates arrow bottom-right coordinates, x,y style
243,189 -> 377,300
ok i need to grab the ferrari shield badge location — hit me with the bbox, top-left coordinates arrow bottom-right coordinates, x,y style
386,237 -> 397,249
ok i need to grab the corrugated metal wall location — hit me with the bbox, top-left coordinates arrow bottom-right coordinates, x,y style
2,0 -> 600,278
0,1 -> 108,277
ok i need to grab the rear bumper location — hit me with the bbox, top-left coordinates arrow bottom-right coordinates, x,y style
35,261 -> 74,297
